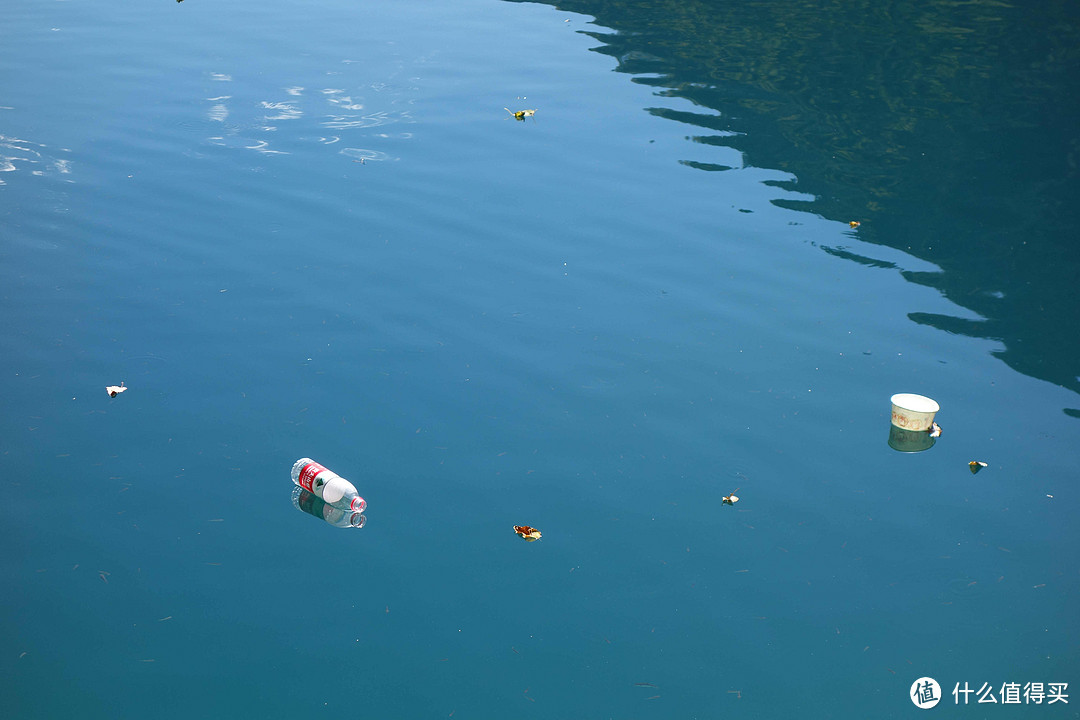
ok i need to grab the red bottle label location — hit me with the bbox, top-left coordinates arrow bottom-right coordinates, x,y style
297,461 -> 326,493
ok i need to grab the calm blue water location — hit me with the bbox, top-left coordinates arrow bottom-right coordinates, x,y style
2,0 -> 1077,717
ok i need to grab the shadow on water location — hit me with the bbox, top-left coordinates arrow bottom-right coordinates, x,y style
507,0 -> 1080,404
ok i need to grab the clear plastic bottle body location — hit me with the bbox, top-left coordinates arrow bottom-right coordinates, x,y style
291,458 -> 366,512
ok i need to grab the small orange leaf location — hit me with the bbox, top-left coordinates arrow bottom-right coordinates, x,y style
514,525 -> 542,541
849,221 -> 861,228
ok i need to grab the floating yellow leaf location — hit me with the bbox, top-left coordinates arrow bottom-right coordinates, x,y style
849,221 -> 861,228
969,461 -> 988,474
722,488 -> 740,506
513,525 -> 542,541
505,108 -> 537,121
106,382 -> 127,398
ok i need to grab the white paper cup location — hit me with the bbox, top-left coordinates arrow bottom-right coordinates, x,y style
890,393 -> 939,431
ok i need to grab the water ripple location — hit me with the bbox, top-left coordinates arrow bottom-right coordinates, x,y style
0,135 -> 74,185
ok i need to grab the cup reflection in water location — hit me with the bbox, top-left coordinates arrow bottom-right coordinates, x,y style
291,486 -> 366,529
888,424 -> 936,453
291,458 -> 366,512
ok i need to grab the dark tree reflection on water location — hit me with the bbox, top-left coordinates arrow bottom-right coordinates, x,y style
508,0 -> 1080,403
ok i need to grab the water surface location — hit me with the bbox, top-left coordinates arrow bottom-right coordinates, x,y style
2,0 -> 1077,718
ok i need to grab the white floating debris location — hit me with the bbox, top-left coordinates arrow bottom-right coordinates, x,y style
890,393 -> 939,431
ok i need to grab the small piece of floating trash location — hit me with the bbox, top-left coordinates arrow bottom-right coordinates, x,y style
969,461 -> 988,474
504,107 -> 537,121
106,382 -> 127,398
849,220 -> 861,228
722,488 -> 740,506
513,525 -> 542,541
928,422 -> 943,438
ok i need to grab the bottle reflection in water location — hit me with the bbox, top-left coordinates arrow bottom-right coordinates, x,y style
292,486 -> 367,529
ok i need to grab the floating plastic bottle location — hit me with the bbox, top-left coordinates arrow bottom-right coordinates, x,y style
291,458 -> 366,512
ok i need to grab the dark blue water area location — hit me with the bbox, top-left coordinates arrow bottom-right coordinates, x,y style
2,0 -> 1077,718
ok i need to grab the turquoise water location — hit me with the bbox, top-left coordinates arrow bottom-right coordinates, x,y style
2,0 -> 1077,717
